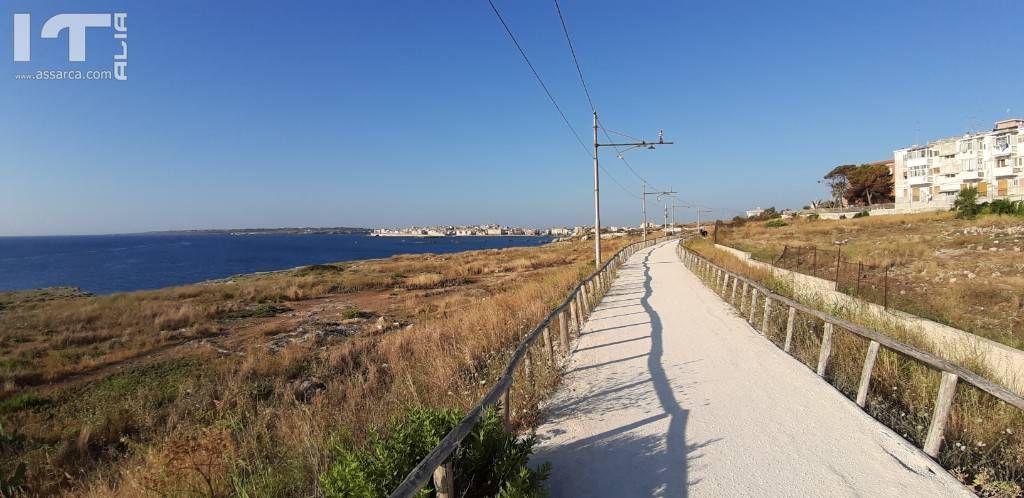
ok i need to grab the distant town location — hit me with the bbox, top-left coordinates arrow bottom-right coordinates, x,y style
146,224 -> 669,238
371,224 -> 652,238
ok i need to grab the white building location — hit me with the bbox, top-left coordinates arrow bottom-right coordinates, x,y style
894,119 -> 1024,212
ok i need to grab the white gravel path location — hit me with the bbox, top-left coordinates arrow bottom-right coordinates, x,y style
532,242 -> 971,497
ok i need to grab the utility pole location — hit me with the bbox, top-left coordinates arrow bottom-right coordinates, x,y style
673,203 -> 713,233
642,187 -> 676,241
591,112 -> 673,268
697,207 -> 712,233
592,112 -> 601,266
642,183 -> 646,241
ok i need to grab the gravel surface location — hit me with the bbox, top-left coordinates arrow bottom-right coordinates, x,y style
532,241 -> 971,497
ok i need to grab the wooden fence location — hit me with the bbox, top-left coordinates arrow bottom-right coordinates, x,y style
388,236 -> 675,498
677,243 -> 1024,459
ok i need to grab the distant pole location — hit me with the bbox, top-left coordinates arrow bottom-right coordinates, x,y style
669,194 -> 676,229
593,111 -> 601,267
642,183 -> 648,242
883,264 -> 890,309
834,246 -> 842,291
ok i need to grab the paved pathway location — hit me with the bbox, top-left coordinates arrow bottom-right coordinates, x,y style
533,242 -> 970,497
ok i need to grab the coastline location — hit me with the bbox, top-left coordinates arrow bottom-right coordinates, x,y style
0,233 -> 555,295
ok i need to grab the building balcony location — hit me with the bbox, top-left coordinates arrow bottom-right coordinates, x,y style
906,157 -> 929,168
938,180 -> 961,193
993,166 -> 1019,177
907,175 -> 932,186
957,170 -> 984,182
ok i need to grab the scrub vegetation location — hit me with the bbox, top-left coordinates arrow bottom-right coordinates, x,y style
715,211 -> 1024,349
0,236 -> 638,496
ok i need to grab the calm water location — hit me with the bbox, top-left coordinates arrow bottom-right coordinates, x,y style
0,234 -> 552,295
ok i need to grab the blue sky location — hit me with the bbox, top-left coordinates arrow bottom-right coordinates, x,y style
2,0 -> 1022,235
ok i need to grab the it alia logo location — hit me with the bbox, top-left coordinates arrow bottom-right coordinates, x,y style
13,13 -> 127,80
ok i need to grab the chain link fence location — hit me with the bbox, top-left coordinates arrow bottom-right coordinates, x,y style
772,245 -> 894,308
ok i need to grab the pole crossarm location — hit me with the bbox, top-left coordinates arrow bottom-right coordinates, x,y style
597,141 -> 674,148
591,112 -> 674,268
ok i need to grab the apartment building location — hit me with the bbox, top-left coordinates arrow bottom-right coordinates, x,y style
893,119 -> 1024,212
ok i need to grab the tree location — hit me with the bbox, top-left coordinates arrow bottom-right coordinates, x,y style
824,165 -> 856,207
954,186 -> 980,219
846,163 -> 894,205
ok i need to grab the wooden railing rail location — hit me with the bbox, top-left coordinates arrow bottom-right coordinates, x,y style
676,242 -> 1024,459
389,235 -> 676,498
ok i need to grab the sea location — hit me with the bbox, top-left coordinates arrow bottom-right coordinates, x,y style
0,234 -> 553,295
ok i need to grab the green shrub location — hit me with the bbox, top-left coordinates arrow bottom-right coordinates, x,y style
986,198 -> 1024,217
0,394 -> 50,415
0,462 -> 26,498
806,213 -> 820,220
320,406 -> 550,497
954,187 -> 981,219
765,219 -> 787,228
839,214 -> 847,220
852,210 -> 869,218
340,308 -> 373,320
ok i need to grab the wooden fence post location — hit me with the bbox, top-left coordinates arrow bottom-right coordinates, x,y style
748,289 -> 758,323
433,461 -> 454,498
923,371 -> 959,457
500,384 -> 512,427
740,282 -> 749,313
817,322 -> 833,376
761,296 -> 772,334
578,291 -> 587,323
783,306 -> 796,352
730,277 -> 738,304
570,296 -> 580,333
855,340 -> 880,407
558,311 -> 570,353
542,325 -> 554,365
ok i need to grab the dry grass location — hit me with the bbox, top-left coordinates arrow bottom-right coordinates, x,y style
717,212 -> 1024,349
0,235 -> 638,496
687,238 -> 1024,495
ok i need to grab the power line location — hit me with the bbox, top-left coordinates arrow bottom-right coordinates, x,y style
486,0 -> 590,157
601,126 -> 643,142
488,0 -> 637,200
599,122 -> 658,190
553,0 -> 595,114
550,0 -> 662,193
599,163 -> 639,198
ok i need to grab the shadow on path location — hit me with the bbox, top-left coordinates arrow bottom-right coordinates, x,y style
536,244 -> 720,497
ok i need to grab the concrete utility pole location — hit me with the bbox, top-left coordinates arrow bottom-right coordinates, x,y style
591,112 -> 673,268
642,186 -> 676,241
673,203 -> 713,233
592,113 -> 601,267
